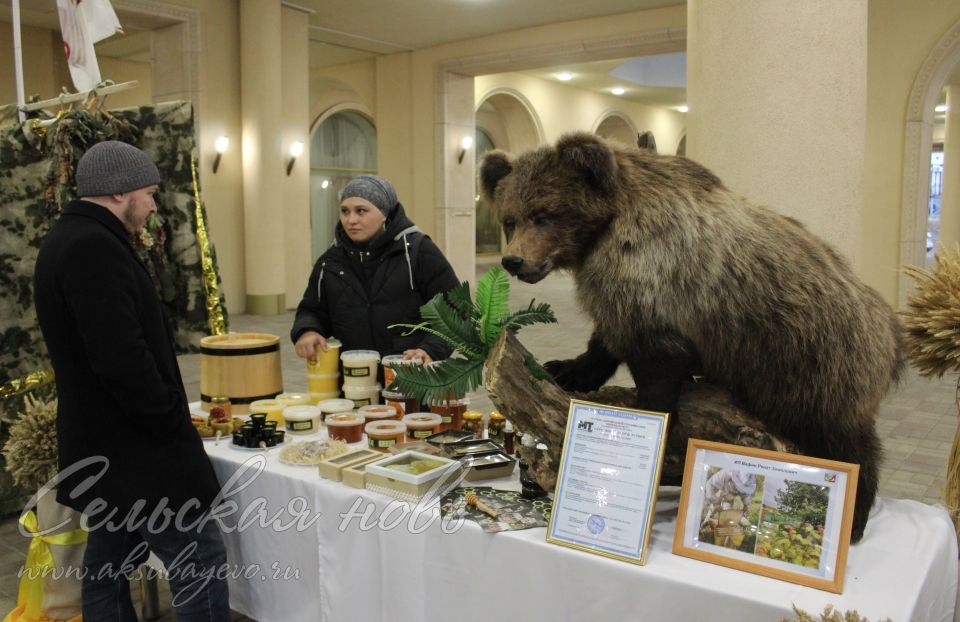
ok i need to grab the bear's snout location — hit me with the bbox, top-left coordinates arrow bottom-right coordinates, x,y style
501,255 -> 524,275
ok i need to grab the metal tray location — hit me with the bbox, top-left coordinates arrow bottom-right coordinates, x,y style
461,451 -> 516,481
444,438 -> 504,458
424,429 -> 475,447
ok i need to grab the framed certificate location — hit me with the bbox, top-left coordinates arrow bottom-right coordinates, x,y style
545,399 -> 669,565
672,439 -> 859,593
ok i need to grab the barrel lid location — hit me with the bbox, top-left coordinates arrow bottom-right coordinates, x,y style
200,332 -> 279,348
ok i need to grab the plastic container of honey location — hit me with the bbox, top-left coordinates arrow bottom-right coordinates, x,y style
282,405 -> 322,436
343,383 -> 381,408
325,413 -> 366,443
401,412 -> 443,440
382,390 -> 420,416
307,337 -> 342,375
248,399 -> 285,425
358,404 -> 400,423
310,391 -> 341,405
316,398 -> 355,424
430,397 -> 469,431
364,420 -> 407,451
341,350 -> 380,386
276,392 -> 310,407
307,373 -> 340,394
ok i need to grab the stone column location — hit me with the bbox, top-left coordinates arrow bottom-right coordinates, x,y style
938,84 -> 960,250
240,0 -> 285,314
687,0 -> 868,268
281,5 -> 310,308
435,70 -> 476,286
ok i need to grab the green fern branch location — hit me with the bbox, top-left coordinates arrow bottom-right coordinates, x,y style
388,357 -> 485,405
390,265 -> 557,403
475,266 -> 510,346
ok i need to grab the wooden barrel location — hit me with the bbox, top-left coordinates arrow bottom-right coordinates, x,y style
200,333 -> 283,414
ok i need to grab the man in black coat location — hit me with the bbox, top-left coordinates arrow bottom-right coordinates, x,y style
34,141 -> 229,622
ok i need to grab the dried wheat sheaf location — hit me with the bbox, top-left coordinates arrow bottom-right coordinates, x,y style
902,246 -> 960,377
2,394 -> 58,491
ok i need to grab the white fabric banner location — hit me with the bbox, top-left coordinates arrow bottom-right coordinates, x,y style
56,0 -> 123,92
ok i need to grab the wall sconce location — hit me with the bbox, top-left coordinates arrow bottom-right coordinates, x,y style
457,135 -> 473,164
286,141 -> 304,176
212,135 -> 229,174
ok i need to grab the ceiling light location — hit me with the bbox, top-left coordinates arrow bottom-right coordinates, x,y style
556,72 -> 573,81
611,87 -> 625,96
677,105 -> 689,113
321,179 -> 330,189
935,104 -> 949,113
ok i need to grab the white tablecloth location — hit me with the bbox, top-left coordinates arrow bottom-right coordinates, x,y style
202,434 -> 958,622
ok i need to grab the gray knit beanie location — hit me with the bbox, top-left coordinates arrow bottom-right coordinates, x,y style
76,141 -> 161,197
340,174 -> 398,217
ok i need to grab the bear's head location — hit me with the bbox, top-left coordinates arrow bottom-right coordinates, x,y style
479,132 -> 621,283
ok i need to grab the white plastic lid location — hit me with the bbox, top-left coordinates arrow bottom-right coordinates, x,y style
402,412 -> 442,428
316,398 -> 356,413
358,404 -> 398,419
341,349 -> 380,362
326,413 -> 365,426
381,354 -> 423,366
282,405 -> 321,421
364,420 -> 406,436
325,338 -> 342,349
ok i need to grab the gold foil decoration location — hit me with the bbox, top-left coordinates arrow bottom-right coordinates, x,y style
190,154 -> 228,336
0,369 -> 55,401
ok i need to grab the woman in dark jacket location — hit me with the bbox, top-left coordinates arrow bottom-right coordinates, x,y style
291,174 -> 459,364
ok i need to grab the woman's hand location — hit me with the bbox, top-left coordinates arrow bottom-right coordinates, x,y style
295,331 -> 328,360
403,348 -> 432,364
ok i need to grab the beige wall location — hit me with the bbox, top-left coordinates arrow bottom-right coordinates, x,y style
7,1 -> 960,310
474,72 -> 686,153
0,24 -> 58,106
865,0 -> 960,304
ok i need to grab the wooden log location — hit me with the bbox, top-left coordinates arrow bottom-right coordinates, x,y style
485,331 -> 797,493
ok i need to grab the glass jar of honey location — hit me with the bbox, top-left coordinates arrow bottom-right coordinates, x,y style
210,396 -> 232,418
487,411 -> 506,444
461,410 -> 484,438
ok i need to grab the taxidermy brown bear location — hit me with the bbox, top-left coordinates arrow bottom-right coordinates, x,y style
479,132 -> 903,543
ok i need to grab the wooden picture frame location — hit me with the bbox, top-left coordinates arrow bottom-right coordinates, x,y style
546,399 -> 669,565
672,439 -> 859,593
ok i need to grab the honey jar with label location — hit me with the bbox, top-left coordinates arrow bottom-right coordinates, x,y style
461,410 -> 484,438
487,411 -> 506,444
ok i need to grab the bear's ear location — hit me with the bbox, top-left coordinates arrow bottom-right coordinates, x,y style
556,132 -> 617,195
479,150 -> 513,201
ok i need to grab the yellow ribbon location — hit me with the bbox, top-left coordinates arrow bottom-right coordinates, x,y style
17,511 -> 87,620
0,370 -> 55,401
190,154 -> 228,336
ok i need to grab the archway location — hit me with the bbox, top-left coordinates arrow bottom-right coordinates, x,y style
308,109 -> 377,258
474,89 -> 544,255
900,19 -> 960,306
594,112 -> 638,147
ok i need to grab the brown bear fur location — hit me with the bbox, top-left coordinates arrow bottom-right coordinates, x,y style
479,132 -> 903,543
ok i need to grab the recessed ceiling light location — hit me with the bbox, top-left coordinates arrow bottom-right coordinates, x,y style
556,72 -> 573,81
935,104 -> 949,113
677,104 -> 689,113
611,87 -> 625,96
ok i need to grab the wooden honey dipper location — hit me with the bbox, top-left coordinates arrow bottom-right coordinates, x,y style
465,492 -> 499,519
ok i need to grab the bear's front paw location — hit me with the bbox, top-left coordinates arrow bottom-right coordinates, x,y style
544,359 -> 605,392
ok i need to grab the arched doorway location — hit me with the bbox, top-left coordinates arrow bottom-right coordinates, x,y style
900,19 -> 960,306
309,110 -> 377,259
474,89 -> 544,256
595,112 -> 638,147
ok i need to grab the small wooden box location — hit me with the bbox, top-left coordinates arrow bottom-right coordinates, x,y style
341,455 -> 389,489
318,448 -> 382,481
365,451 -> 462,502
